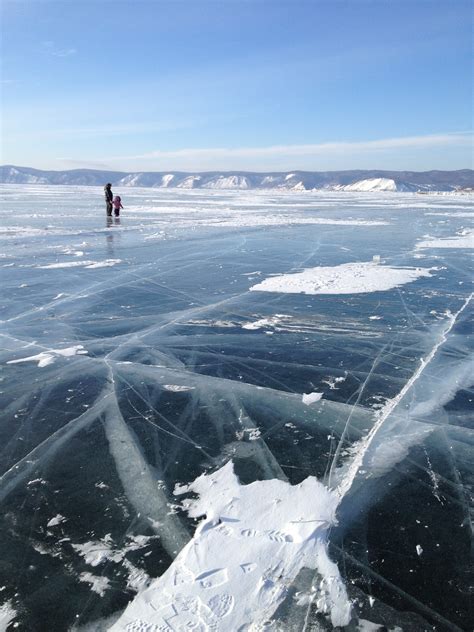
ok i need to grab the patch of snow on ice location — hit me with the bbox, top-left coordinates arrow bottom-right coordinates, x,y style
424,212 -> 473,217
47,514 -> 67,527
416,229 -> 474,249
72,535 -> 159,570
79,572 -> 111,597
38,259 -> 122,269
85,259 -> 122,269
200,215 -> 387,228
7,345 -> 88,368
322,376 -> 346,390
0,601 -> 16,631
242,315 -> 289,330
250,262 -> 433,295
110,461 -> 351,632
302,392 -> 323,405
123,560 -> 151,593
72,539 -> 123,567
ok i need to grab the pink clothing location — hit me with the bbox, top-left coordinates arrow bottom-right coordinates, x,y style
112,196 -> 123,209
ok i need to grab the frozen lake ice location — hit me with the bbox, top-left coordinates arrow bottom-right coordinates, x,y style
0,185 -> 472,631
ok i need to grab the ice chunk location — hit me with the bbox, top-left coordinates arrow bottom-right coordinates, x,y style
302,392 -> 323,405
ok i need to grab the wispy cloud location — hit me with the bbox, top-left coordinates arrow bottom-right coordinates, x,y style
105,132 -> 473,171
41,41 -> 77,57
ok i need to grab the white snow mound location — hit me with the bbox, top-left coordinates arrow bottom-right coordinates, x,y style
110,461 -> 351,631
250,261 -> 433,295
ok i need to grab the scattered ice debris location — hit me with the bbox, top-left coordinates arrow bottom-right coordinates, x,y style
85,259 -> 123,269
425,211 -> 474,217
416,545 -> 423,556
123,560 -> 151,593
71,539 -> 123,567
79,573 -> 111,597
322,376 -> 346,390
416,229 -> 474,249
0,601 -> 17,631
242,314 -> 290,330
163,384 -> 196,392
46,514 -> 67,528
32,542 -> 62,558
59,247 -> 84,257
302,392 -> 324,405
369,315 -> 382,320
250,262 -> 433,295
144,231 -> 166,240
38,259 -> 122,269
7,345 -> 88,368
72,534 -> 159,569
238,427 -> 261,441
243,317 -> 277,330
27,478 -> 47,486
187,318 -> 238,329
195,215 -> 388,228
110,461 -> 351,631
294,587 -> 316,606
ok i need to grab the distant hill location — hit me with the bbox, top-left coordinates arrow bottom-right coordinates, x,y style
1,165 -> 473,192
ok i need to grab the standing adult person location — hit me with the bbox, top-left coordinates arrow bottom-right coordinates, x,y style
104,183 -> 113,216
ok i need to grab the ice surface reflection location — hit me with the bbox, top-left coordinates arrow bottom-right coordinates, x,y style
0,185 -> 472,631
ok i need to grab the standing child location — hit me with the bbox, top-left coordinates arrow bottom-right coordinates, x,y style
112,195 -> 124,217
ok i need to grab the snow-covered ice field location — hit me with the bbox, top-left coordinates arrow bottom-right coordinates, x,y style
0,185 -> 472,631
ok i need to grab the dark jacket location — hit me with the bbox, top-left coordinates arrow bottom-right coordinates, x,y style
104,185 -> 113,202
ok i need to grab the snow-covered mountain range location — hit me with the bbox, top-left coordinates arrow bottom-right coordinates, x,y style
1,165 -> 473,192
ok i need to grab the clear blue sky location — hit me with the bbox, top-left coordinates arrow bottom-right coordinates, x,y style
1,0 -> 472,172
